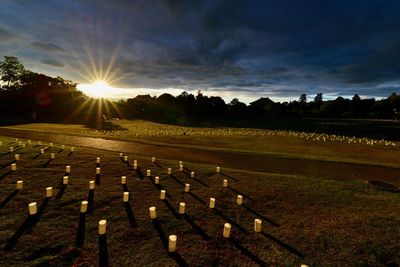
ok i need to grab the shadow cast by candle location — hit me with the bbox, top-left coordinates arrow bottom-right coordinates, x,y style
122,184 -> 129,192
135,168 -> 144,179
95,174 -> 101,185
0,160 -> 16,169
221,173 -> 239,182
162,199 -> 181,219
68,151 -> 73,157
57,148 -> 63,153
229,237 -> 267,266
88,190 -> 94,214
151,219 -> 188,267
260,232 -> 304,258
170,174 -> 184,186
4,198 -> 50,250
192,177 -> 209,187
98,234 -> 109,267
242,205 -> 279,227
0,190 -> 19,209
213,208 -> 249,234
188,192 -> 206,205
32,153 -> 42,159
42,159 -> 53,168
55,185 -> 66,199
227,187 -> 255,202
0,171 -> 12,181
75,213 -> 86,248
0,152 -> 11,158
182,214 -> 210,241
153,162 -> 162,168
124,202 -> 138,228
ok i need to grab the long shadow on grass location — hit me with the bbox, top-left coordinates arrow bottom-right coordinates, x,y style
42,159 -> 53,168
151,219 -> 188,267
0,160 -> 16,169
192,177 -> 209,187
260,232 -> 304,258
187,191 -> 206,205
75,212 -> 86,248
153,162 -> 162,168
124,202 -> 138,228
96,174 -> 101,185
135,168 -> 144,179
88,189 -> 94,214
213,208 -> 249,234
0,171 -> 12,180
221,173 -> 239,182
4,198 -> 50,250
0,152 -> 11,158
229,237 -> 267,266
227,187 -> 255,202
162,199 -> 181,219
55,185 -> 67,199
58,148 -> 63,153
32,153 -> 42,159
68,151 -> 73,157
98,234 -> 109,267
170,174 -> 184,186
242,205 -> 279,227
182,213 -> 210,241
0,190 -> 20,209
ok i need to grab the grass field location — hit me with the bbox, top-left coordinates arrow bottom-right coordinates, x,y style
0,134 -> 399,266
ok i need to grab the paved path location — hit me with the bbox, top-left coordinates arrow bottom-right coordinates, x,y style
0,128 -> 399,186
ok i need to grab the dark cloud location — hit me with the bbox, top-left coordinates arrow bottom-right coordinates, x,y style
0,26 -> 16,42
32,42 -> 64,52
41,59 -> 65,68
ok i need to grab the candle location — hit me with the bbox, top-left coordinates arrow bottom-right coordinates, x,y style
11,163 -> 17,171
123,192 -> 129,202
179,161 -> 183,166
61,145 -> 65,149
254,219 -> 262,232
168,235 -> 177,252
209,198 -> 216,208
160,190 -> 166,200
223,223 -> 231,238
134,160 -> 137,165
179,165 -> 183,172
71,147 -> 75,152
29,202 -> 37,215
167,168 -> 172,175
133,163 -> 137,170
154,176 -> 159,184
65,165 -> 71,173
9,147 -> 14,152
80,201 -> 88,213
15,154 -> 20,161
223,179 -> 228,188
96,167 -> 101,175
179,202 -> 185,214
184,183 -> 190,192
22,143 -> 25,148
152,157 -> 156,162
216,166 -> 220,173
28,140 -> 31,145
38,141 -> 42,145
16,180 -> 23,190
149,206 -> 157,219
190,171 -> 195,178
15,138 -> 19,141
63,176 -> 69,185
96,157 -> 101,163
98,220 -> 107,235
236,195 -> 243,205
146,169 -> 151,177
50,153 -> 55,159
49,143 -> 53,147
124,155 -> 128,162
40,149 -> 44,154
119,152 -> 123,158
89,180 -> 95,190
46,187 -> 53,197
121,176 -> 126,184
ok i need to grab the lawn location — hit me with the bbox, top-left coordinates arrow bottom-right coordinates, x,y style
0,135 -> 399,266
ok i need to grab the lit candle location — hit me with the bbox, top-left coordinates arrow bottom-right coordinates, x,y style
65,165 -> 71,173
9,147 -> 13,152
96,167 -> 101,175
146,169 -> 151,177
38,141 -> 42,145
15,154 -> 20,161
119,152 -> 123,158
254,219 -> 262,232
50,153 -> 55,159
63,176 -> 69,185
11,163 -> 17,171
96,157 -> 101,163
179,161 -> 183,166
80,201 -> 88,213
149,206 -> 157,219
160,190 -> 166,200
124,155 -> 128,162
167,168 -> 172,175
46,187 -> 53,197
22,143 -> 25,148
28,140 -> 31,145
216,166 -> 221,173
223,223 -> 231,238
223,179 -> 228,188
123,192 -> 129,202
236,195 -> 243,205
40,149 -> 44,154
209,198 -> 216,208
190,171 -> 195,178
154,176 -> 159,184
168,235 -> 177,252
61,145 -> 65,149
179,165 -> 183,172
71,147 -> 75,152
49,143 -> 53,147
133,163 -> 137,170
29,202 -> 37,215
16,180 -> 23,190
121,176 -> 126,184
152,157 -> 156,163
184,183 -> 190,192
179,202 -> 185,214
89,180 -> 95,190
98,220 -> 107,235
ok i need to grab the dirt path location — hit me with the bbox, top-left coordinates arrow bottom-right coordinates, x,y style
0,128 -> 399,186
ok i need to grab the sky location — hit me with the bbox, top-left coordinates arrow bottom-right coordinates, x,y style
0,0 -> 400,103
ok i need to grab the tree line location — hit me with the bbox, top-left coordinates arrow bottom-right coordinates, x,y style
1,56 -> 400,128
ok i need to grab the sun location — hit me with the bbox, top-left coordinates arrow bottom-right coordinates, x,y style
78,80 -> 113,98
